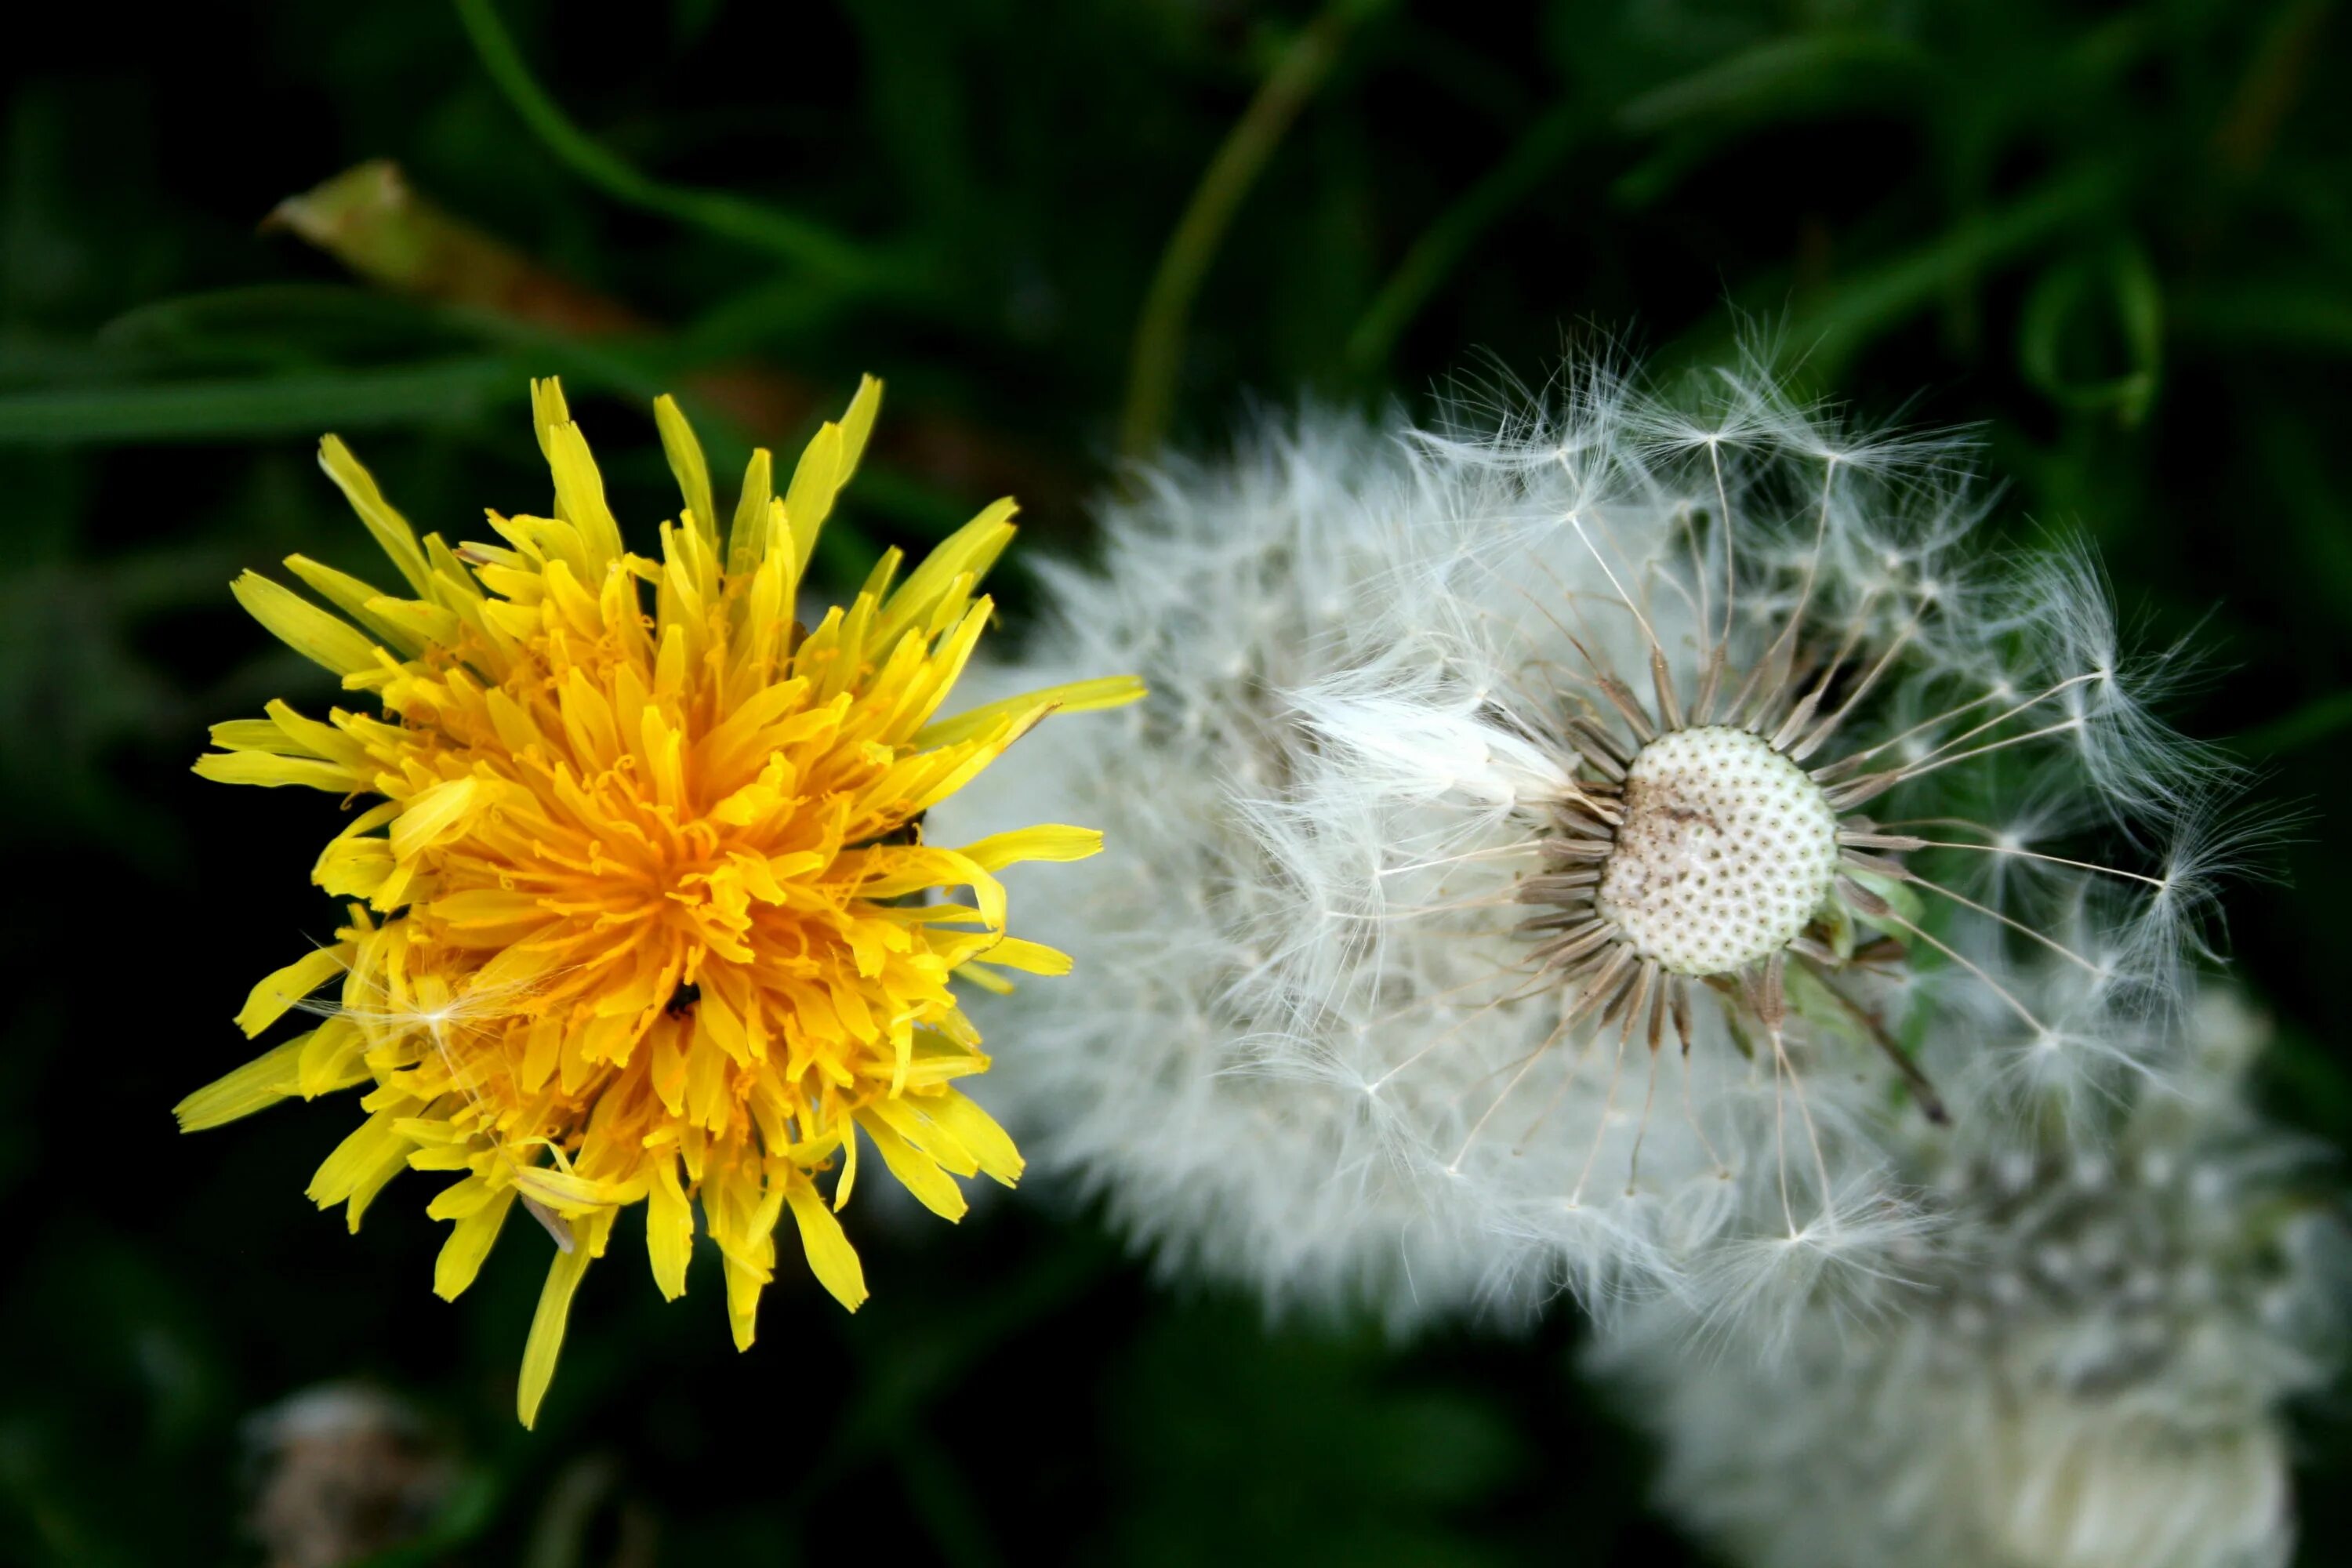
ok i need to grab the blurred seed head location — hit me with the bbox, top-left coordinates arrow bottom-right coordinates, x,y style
245,1384 -> 453,1568
1588,982 -> 2347,1568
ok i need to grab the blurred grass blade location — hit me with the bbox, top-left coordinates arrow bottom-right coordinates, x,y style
1346,100 -> 1582,376
2018,238 -> 2163,425
2211,0 -> 2333,174
520,1456 -> 621,1568
0,359 -> 525,444
346,1468 -> 504,1568
2176,282 -> 2352,357
2243,405 -> 2352,612
96,282 -> 464,358
890,1427 -> 1004,1568
2238,689 -> 2352,757
452,0 -> 906,290
1768,163 -> 2122,379
1616,31 -> 1936,133
1120,0 -> 1392,461
2266,1022 -> 2352,1145
786,1238 -> 1117,1514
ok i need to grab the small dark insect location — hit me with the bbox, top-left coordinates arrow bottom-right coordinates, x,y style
848,809 -> 927,851
665,982 -> 702,1018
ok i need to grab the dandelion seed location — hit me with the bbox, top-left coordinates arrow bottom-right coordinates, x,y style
176,377 -> 1142,1425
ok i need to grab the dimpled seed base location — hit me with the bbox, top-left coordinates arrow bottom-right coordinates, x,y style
1595,725 -> 1841,977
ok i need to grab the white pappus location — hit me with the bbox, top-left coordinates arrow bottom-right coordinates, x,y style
939,412 -> 1551,1326
938,351 -> 2230,1332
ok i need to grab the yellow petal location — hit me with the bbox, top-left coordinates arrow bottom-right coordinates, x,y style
724,1253 -> 764,1352
653,394 -> 717,554
263,699 -> 372,770
726,446 -> 773,579
530,376 -> 572,457
855,1110 -> 967,1221
855,848 -> 1006,931
359,594 -> 463,649
782,422 -> 845,579
959,825 -> 1103,872
978,936 -> 1073,975
874,499 -> 1018,648
833,1118 -> 860,1212
645,1156 -> 694,1302
318,434 -> 434,596
544,419 -> 625,572
314,837 -> 395,899
426,1173 -> 502,1220
784,1180 -> 868,1312
924,1090 -> 1024,1187
234,946 -> 351,1038
510,1163 -> 626,1216
281,555 -> 430,655
434,1184 -> 517,1301
389,776 -> 483,861
230,570 -> 383,677
207,718 -> 290,750
307,1109 -> 412,1221
174,1040 -> 305,1131
517,1219 -> 597,1429
192,752 -> 361,792
836,375 -> 882,475
296,1017 -> 371,1098
955,960 -> 1016,995
913,674 -> 1145,749
426,888 -> 550,929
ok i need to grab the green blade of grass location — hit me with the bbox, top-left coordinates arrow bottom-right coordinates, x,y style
1345,100 -> 1584,376
452,0 -> 913,292
0,358 -> 528,444
1120,0 -> 1393,462
2238,690 -> 2352,757
1614,31 -> 1936,135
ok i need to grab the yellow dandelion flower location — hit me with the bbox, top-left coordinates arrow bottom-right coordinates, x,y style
179,376 -> 1142,1427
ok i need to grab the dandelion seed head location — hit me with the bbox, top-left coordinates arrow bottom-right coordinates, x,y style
1597,726 -> 1842,976
945,344 -> 2230,1328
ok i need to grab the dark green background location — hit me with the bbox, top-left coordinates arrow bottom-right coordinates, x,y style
3,2 -> 2348,1563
